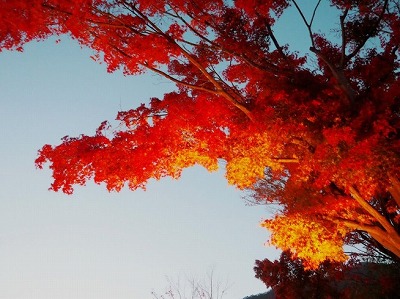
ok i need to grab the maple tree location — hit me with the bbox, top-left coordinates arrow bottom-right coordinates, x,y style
1,0 -> 400,268
254,251 -> 400,298
255,251 -> 344,298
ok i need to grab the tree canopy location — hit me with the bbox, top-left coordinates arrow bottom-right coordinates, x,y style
1,0 -> 399,268
254,251 -> 400,298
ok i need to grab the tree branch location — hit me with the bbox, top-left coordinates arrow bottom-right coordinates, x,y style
170,6 -> 287,76
329,215 -> 400,258
310,47 -> 356,104
265,22 -> 287,59
339,8 -> 349,67
344,0 -> 389,63
272,158 -> 299,163
389,175 -> 400,208
292,0 -> 356,104
110,1 -> 254,121
143,62 -> 220,94
310,0 -> 322,28
349,186 -> 400,255
292,0 -> 316,48
349,187 -> 394,233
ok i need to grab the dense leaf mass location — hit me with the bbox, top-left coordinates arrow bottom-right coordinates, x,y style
255,251 -> 400,298
2,0 -> 400,267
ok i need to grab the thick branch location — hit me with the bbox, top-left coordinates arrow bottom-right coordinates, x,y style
293,1 -> 356,103
389,175 -> 400,208
349,187 -> 392,232
272,158 -> 299,163
292,1 -> 357,104
349,187 -> 400,251
310,47 -> 356,104
332,217 -> 385,236
358,230 -> 400,262
330,216 -> 400,258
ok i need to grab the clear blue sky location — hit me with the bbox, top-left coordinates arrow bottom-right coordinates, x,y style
0,2 -> 338,298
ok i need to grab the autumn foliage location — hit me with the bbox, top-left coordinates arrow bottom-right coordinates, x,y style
1,0 -> 400,268
255,251 -> 400,298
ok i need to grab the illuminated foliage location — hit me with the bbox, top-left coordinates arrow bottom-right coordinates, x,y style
2,0 -> 400,267
261,215 -> 349,269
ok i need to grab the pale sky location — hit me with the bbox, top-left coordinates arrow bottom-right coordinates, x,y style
0,36 -> 282,299
0,2 -> 338,298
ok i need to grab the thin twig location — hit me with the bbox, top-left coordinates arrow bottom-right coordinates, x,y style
339,8 -> 349,67
310,0 -> 322,27
292,0 -> 315,47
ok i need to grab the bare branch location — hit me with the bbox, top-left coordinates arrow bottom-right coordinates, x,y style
339,8 -> 349,67
152,270 -> 230,299
266,22 -> 287,59
310,0 -> 322,28
143,63 -> 217,93
170,5 -> 288,76
292,0 -> 316,47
